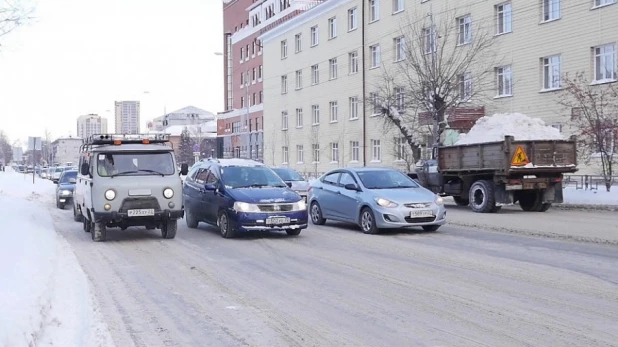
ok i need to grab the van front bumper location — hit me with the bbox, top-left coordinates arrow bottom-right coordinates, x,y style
230,210 -> 308,232
93,209 -> 184,224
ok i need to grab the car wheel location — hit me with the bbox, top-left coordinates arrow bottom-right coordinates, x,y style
422,225 -> 440,232
310,202 -> 326,225
161,220 -> 177,239
185,208 -> 199,229
286,229 -> 301,236
218,210 -> 236,239
360,207 -> 378,234
73,203 -> 83,222
91,221 -> 107,242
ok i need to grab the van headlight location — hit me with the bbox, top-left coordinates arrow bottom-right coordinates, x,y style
163,188 -> 174,199
233,202 -> 260,212
435,195 -> 444,205
104,189 -> 116,201
292,200 -> 306,211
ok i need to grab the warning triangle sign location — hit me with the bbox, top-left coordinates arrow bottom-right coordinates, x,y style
511,145 -> 530,166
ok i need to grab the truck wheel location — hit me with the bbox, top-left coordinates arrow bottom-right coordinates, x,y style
218,210 -> 236,239
359,207 -> 379,234
185,208 -> 199,229
453,196 -> 469,206
161,220 -> 177,239
469,180 -> 497,213
83,217 -> 91,233
91,221 -> 107,242
73,204 -> 83,222
538,203 -> 552,212
519,192 -> 542,211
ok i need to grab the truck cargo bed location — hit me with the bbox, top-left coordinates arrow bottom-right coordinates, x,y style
438,135 -> 578,175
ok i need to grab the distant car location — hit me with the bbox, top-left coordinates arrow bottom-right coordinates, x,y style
55,170 -> 77,209
51,166 -> 66,183
308,167 -> 447,234
183,158 -> 308,238
271,167 -> 310,202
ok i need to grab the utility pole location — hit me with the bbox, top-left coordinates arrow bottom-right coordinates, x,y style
428,5 -> 439,149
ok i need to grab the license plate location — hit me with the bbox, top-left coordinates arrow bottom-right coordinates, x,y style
266,216 -> 290,225
59,199 -> 66,202
410,210 -> 433,218
128,209 -> 155,217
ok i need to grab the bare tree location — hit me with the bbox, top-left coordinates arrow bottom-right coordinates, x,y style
43,128 -> 51,165
1,1 -> 33,46
388,135 -> 417,172
558,72 -> 618,191
370,9 -> 499,152
264,125 -> 280,166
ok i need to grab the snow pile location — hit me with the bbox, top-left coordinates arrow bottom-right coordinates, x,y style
562,187 -> 618,206
0,169 -> 115,347
455,113 -> 565,145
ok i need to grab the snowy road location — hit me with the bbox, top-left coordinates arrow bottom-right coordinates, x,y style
49,206 -> 618,347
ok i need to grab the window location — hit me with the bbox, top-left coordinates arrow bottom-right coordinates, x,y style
281,75 -> 288,94
496,3 -> 512,34
312,104 -> 320,124
542,0 -> 560,21
311,64 -> 319,85
296,108 -> 304,127
329,58 -> 338,79
281,111 -> 289,130
329,101 -> 338,122
459,72 -> 472,100
395,137 -> 407,161
240,47 -> 244,61
349,96 -> 359,119
252,41 -> 256,56
593,0 -> 616,8
423,27 -> 436,54
331,143 -> 339,162
394,87 -> 404,110
371,139 -> 381,161
240,73 -> 244,86
350,141 -> 359,161
282,146 -> 289,163
542,55 -> 561,90
392,0 -> 404,13
295,70 -> 303,90
310,26 -> 319,46
295,33 -> 302,53
252,68 -> 256,82
370,44 -> 381,68
349,51 -> 359,73
259,91 -> 263,103
593,44 -> 616,82
339,172 -> 356,186
297,145 -> 304,163
312,144 -> 320,163
323,172 -> 339,184
496,65 -> 512,96
370,92 -> 381,114
240,96 -> 245,108
369,0 -> 379,22
258,65 -> 263,80
328,17 -> 337,39
394,36 -> 405,61
281,40 -> 288,58
457,15 -> 472,45
348,7 -> 358,31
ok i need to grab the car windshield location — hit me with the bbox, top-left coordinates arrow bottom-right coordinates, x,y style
221,166 -> 287,189
97,152 -> 175,177
272,168 -> 304,181
60,171 -> 77,183
55,167 -> 64,173
356,170 -> 419,189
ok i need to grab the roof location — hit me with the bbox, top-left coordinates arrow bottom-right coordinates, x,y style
154,106 -> 215,122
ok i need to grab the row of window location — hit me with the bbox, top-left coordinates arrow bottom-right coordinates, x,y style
280,97 -> 361,130
239,65 -> 264,87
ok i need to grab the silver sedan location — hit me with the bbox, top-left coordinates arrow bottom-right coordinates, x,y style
308,167 -> 446,234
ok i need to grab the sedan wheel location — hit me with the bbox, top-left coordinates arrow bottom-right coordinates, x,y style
360,207 -> 378,234
310,202 -> 326,225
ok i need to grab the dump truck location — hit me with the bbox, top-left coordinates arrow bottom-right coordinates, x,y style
410,135 -> 578,213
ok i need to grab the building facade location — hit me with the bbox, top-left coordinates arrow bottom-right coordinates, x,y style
148,106 -> 215,132
219,0 -> 327,161
77,114 -> 108,138
114,101 -> 141,134
262,0 -> 618,174
51,137 -> 82,166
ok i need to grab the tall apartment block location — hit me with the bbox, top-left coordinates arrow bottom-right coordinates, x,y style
77,114 -> 108,139
114,101 -> 141,134
217,0 -> 327,160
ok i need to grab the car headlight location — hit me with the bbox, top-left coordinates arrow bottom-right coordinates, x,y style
61,190 -> 72,196
292,199 -> 306,211
375,197 -> 398,208
163,188 -> 174,199
435,195 -> 444,205
104,189 -> 116,201
233,201 -> 260,212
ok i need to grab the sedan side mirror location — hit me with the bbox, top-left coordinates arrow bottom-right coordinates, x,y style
180,163 -> 189,176
285,182 -> 292,188
80,163 -> 89,175
344,183 -> 360,191
53,180 -> 59,184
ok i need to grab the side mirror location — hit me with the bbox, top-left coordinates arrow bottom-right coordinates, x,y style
285,182 -> 292,188
80,163 -> 89,176
180,163 -> 189,176
344,183 -> 359,191
53,180 -> 58,184
204,183 -> 217,191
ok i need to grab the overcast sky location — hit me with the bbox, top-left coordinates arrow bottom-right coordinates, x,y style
0,0 -> 224,148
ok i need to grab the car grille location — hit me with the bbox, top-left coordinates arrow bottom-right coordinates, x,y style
257,204 -> 294,212
404,216 -> 436,223
404,202 -> 432,208
119,197 -> 161,212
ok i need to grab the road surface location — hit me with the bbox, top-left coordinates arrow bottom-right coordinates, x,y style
50,207 -> 618,347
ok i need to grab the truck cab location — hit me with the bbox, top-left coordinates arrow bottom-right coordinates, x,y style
73,133 -> 189,241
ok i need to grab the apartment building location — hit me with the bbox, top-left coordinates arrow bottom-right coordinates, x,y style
148,106 -> 215,132
77,114 -> 108,139
114,101 -> 141,134
218,0 -> 327,160
262,0 -> 618,174
50,137 -> 82,166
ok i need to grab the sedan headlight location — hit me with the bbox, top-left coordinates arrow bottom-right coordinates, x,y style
163,188 -> 174,199
233,202 -> 260,212
435,195 -> 444,205
375,197 -> 398,208
61,190 -> 72,196
104,189 -> 116,201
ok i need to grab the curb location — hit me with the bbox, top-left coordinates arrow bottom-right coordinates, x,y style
551,203 -> 618,212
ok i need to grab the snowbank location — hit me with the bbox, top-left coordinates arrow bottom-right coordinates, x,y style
0,169 -> 114,347
455,113 -> 565,145
562,187 -> 618,206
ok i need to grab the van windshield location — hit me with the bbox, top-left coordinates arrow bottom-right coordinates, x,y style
97,152 -> 175,177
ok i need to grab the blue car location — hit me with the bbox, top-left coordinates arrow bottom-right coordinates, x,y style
183,158 -> 308,238
55,169 -> 78,209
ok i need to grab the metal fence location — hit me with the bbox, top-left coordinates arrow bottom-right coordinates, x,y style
563,175 -> 617,190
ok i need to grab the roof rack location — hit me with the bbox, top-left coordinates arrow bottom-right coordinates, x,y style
80,133 -> 171,152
